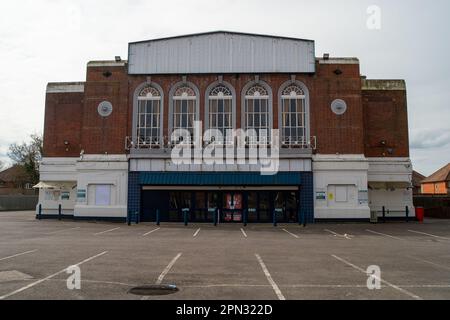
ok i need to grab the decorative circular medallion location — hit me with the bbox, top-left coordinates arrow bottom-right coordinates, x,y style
98,101 -> 113,117
331,99 -> 347,115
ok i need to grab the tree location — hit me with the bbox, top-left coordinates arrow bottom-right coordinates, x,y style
0,159 -> 4,171
8,133 -> 43,184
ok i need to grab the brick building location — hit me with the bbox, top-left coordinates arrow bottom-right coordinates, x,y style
421,163 -> 450,195
37,31 -> 413,222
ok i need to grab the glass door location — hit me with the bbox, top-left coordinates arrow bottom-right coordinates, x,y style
222,192 -> 243,222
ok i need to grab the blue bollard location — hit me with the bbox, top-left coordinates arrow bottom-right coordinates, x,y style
243,209 -> 248,227
38,204 -> 42,220
156,209 -> 160,226
213,209 -> 217,227
406,206 -> 409,223
273,210 -> 277,227
183,209 -> 189,226
58,204 -> 62,221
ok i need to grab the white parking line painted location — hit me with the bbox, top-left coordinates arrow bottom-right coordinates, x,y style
282,229 -> 299,239
156,253 -> 182,285
407,255 -> 450,271
193,228 -> 201,237
241,228 -> 248,238
142,252 -> 183,301
255,254 -> 286,301
142,228 -> 160,237
366,229 -> 404,241
408,230 -> 450,241
0,251 -> 108,300
94,227 -> 121,236
325,229 -> 353,240
45,227 -> 80,235
331,254 -> 422,300
0,250 -> 38,262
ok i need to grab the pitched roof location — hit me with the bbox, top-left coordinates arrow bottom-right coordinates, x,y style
412,170 -> 426,187
0,165 -> 30,183
422,163 -> 450,183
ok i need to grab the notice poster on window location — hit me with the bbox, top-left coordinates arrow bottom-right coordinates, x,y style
95,185 -> 111,206
225,193 -> 243,222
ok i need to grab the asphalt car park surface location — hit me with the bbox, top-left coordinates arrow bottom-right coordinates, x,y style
0,211 -> 450,300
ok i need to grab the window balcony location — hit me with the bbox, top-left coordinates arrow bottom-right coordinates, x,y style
125,135 -> 317,151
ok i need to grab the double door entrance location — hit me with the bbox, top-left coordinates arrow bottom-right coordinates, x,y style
141,189 -> 300,223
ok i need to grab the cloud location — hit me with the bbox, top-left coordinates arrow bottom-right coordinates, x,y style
410,128 -> 450,150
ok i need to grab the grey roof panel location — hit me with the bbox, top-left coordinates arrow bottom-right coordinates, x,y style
128,31 -> 315,75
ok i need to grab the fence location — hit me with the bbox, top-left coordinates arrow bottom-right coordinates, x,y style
0,195 -> 38,211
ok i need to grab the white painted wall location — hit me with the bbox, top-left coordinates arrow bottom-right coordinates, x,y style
129,158 -> 312,173
368,158 -> 414,217
313,155 -> 371,219
38,156 -> 128,218
75,155 -> 128,218
38,158 -> 78,215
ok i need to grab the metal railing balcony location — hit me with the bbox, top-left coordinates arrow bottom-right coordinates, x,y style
125,135 -> 317,151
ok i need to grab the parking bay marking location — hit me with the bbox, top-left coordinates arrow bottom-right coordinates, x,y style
282,229 -> 299,239
255,254 -> 286,301
0,250 -> 38,262
325,229 -> 353,240
193,228 -> 201,238
0,251 -> 108,300
94,227 -> 121,236
406,255 -> 450,271
408,230 -> 450,241
241,228 -> 248,238
331,254 -> 422,300
366,229 -> 404,241
143,228 -> 160,237
45,227 -> 80,235
142,253 -> 183,301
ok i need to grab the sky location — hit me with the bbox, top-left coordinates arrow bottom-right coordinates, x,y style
0,0 -> 449,175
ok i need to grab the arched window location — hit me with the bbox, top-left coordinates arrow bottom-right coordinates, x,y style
279,82 -> 308,147
207,85 -> 234,136
171,84 -> 198,142
136,85 -> 163,147
243,84 -> 272,140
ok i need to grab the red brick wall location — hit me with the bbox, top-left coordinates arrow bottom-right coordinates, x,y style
43,92 -> 84,157
44,61 -> 406,158
362,89 -> 409,157
127,61 -> 364,155
81,64 -> 129,154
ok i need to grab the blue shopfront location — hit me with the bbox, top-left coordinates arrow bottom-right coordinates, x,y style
128,172 -> 314,224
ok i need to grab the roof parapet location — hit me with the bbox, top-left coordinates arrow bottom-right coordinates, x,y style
46,82 -> 85,93
87,60 -> 127,67
317,57 -> 359,65
362,79 -> 406,91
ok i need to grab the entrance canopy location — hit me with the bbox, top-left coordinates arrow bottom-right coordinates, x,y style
139,172 -> 302,186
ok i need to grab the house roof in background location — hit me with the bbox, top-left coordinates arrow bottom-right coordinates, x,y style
422,163 -> 450,183
412,170 -> 426,187
0,165 -> 30,183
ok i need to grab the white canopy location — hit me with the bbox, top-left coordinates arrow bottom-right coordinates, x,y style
33,182 -> 76,190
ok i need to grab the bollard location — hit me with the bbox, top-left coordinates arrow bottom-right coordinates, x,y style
156,209 -> 160,226
38,204 -> 42,220
213,209 -> 218,227
273,210 -> 277,227
127,210 -> 131,226
136,211 -> 140,224
406,206 -> 409,223
243,209 -> 248,227
58,204 -> 62,221
382,206 -> 386,223
183,209 -> 189,226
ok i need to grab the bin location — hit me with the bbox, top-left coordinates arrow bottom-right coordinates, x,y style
415,207 -> 424,223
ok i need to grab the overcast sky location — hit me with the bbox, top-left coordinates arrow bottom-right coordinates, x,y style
0,0 -> 449,175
